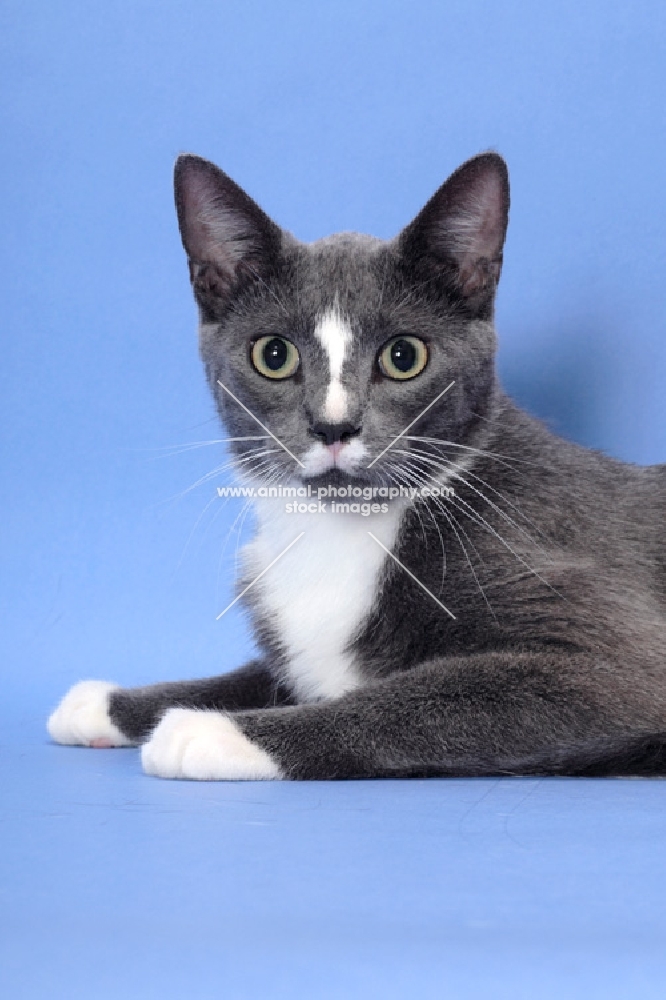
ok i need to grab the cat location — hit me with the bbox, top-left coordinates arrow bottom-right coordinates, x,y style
47,151 -> 666,780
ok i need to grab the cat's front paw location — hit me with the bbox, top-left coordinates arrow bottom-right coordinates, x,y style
141,708 -> 282,781
47,680 -> 135,747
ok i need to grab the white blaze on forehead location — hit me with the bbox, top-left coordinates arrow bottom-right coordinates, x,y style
314,308 -> 351,378
314,309 -> 352,422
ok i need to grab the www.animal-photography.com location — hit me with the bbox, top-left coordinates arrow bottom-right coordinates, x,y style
3,2 -> 666,998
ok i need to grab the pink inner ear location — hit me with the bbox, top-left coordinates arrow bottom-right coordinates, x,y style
444,169 -> 506,269
470,172 -> 506,259
179,177 -> 237,272
176,159 -> 257,278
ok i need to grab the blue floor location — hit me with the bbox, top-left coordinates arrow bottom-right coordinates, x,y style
3,690 -> 666,999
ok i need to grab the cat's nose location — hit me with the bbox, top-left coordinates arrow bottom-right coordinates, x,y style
309,421 -> 362,446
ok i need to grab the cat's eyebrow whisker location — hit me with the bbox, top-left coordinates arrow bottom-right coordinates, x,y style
294,251 -> 301,312
244,264 -> 290,316
387,275 -> 438,311
375,253 -> 390,313
216,378 -> 305,468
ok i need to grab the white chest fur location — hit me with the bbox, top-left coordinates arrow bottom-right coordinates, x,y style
242,499 -> 404,702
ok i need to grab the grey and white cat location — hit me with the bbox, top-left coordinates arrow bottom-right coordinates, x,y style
48,152 -> 666,779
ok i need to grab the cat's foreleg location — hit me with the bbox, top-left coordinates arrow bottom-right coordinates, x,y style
139,652 -> 659,780
47,661 -> 290,748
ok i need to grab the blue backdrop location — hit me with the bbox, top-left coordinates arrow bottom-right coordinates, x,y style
2,3 -> 666,998
3,0 -> 666,696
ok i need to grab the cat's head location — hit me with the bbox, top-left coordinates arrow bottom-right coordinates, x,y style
174,152 -> 509,489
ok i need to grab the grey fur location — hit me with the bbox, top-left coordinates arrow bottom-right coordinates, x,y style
107,152 -> 666,778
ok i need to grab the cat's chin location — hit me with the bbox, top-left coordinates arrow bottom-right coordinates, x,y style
298,466 -> 381,490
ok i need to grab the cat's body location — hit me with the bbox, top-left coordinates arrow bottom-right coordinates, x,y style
48,153 -> 666,779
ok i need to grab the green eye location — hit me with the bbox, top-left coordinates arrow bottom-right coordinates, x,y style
378,336 -> 428,380
251,336 -> 300,379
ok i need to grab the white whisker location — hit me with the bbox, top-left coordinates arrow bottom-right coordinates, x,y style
404,435 -> 537,470
394,447 -> 547,554
386,453 -> 498,618
144,436 -> 271,459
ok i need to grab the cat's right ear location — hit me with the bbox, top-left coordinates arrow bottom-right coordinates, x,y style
174,155 -> 282,314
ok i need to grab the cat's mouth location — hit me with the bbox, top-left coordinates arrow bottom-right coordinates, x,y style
299,436 -> 368,480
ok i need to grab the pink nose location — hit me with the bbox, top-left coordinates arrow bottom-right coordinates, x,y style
327,442 -> 345,462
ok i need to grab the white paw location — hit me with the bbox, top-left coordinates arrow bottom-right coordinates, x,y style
141,708 -> 282,781
47,680 -> 134,747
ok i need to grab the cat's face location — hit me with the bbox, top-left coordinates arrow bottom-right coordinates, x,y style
175,153 -> 509,489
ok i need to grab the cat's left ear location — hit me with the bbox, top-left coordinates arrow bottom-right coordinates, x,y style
174,154 -> 283,314
398,152 -> 509,313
